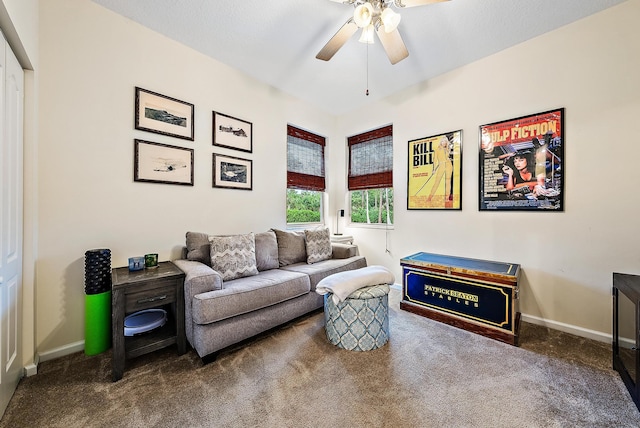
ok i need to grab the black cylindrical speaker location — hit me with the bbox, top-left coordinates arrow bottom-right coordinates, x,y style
84,249 -> 112,295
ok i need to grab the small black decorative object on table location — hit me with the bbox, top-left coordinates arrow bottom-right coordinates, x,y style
111,261 -> 186,381
400,252 -> 521,346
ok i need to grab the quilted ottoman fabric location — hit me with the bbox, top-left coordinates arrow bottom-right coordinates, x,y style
323,284 -> 390,351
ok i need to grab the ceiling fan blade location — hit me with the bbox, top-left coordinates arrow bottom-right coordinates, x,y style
316,18 -> 359,61
375,26 -> 409,65
394,0 -> 450,8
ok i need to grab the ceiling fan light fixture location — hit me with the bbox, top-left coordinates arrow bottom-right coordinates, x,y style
358,24 -> 375,44
353,2 -> 374,28
381,8 -> 401,33
318,0 -> 444,65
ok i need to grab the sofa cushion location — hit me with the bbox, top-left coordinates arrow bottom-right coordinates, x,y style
173,259 -> 223,293
304,228 -> 332,264
255,230 -> 279,271
281,255 -> 368,291
186,231 -> 211,266
272,229 -> 307,267
209,233 -> 259,281
332,243 -> 358,259
191,269 -> 310,324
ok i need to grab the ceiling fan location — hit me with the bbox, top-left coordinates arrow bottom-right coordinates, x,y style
317,0 -> 450,65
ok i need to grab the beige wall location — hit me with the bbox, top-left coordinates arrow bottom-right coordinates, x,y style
333,0 -> 640,340
34,0 -> 640,357
37,0 -> 336,354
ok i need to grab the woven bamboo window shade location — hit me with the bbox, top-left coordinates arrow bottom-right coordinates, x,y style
348,125 -> 393,191
287,125 -> 326,191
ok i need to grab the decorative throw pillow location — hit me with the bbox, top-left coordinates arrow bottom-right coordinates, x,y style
304,228 -> 332,264
254,230 -> 279,271
272,229 -> 307,267
186,231 -> 211,266
208,233 -> 259,281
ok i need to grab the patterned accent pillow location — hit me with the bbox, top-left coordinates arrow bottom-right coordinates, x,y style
304,228 -> 332,264
209,233 -> 259,281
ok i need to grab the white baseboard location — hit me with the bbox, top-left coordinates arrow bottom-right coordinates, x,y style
23,299 -> 611,375
38,340 -> 85,363
24,341 -> 84,377
520,314 -> 611,343
24,355 -> 39,377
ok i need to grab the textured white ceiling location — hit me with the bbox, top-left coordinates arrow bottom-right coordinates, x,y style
91,0 -> 626,114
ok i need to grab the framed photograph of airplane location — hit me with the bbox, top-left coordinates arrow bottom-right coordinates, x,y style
135,87 -> 194,141
134,139 -> 194,186
213,153 -> 252,190
212,111 -> 253,153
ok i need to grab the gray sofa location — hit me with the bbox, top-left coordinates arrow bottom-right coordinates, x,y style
173,228 -> 367,361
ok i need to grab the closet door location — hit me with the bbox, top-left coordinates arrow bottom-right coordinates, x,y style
0,32 -> 24,417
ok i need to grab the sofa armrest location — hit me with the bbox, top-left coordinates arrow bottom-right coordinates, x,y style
173,259 -> 223,297
331,243 -> 358,259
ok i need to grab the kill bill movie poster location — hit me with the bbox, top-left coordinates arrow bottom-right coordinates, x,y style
408,130 -> 462,210
479,109 -> 564,211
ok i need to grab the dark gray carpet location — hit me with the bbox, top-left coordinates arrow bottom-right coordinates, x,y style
2,289 -> 639,427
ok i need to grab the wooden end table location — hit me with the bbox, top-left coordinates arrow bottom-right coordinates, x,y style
111,261 -> 186,381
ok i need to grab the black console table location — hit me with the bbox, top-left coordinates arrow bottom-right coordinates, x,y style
613,272 -> 640,411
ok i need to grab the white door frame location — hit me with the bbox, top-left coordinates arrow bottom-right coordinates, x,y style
0,30 -> 24,418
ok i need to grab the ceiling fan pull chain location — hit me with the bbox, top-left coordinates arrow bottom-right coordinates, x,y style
366,43 -> 370,96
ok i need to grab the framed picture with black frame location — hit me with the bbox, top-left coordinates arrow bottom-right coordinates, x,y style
134,139 -> 194,186
212,111 -> 253,153
407,130 -> 462,210
212,153 -> 253,190
479,108 -> 564,211
135,87 -> 194,140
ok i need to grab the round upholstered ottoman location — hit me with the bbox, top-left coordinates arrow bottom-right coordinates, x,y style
323,284 -> 390,351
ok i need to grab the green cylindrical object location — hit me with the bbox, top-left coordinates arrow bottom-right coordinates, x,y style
85,291 -> 112,355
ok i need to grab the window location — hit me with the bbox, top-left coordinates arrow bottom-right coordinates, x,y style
287,125 -> 325,224
348,125 -> 394,225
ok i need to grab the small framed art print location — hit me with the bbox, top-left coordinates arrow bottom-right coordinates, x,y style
135,87 -> 194,140
212,111 -> 252,153
134,139 -> 194,186
213,153 -> 252,190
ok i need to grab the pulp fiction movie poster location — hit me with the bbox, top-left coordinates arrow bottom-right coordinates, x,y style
479,109 -> 564,211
